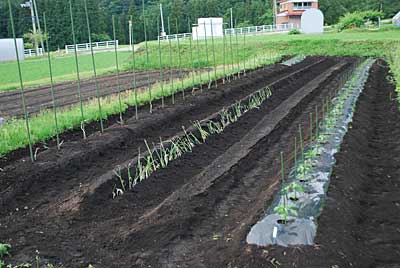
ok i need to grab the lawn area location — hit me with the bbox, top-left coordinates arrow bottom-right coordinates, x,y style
1,27 -> 399,92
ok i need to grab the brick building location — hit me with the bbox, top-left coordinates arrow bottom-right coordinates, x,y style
276,0 -> 319,27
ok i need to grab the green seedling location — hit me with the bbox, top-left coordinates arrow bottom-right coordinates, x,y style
274,204 -> 298,224
113,166 -> 126,192
0,243 -> 11,258
284,181 -> 304,201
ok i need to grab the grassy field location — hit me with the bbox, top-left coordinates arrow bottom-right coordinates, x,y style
1,27 -> 399,91
0,27 -> 400,157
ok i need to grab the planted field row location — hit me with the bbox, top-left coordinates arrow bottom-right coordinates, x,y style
0,56 -> 359,268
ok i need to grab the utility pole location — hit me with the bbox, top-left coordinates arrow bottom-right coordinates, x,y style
273,0 -> 277,26
21,1 -> 39,55
129,20 -> 133,50
230,8 -> 233,29
160,3 -> 166,37
32,0 -> 45,53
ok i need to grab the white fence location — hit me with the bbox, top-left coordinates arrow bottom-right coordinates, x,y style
158,23 -> 296,41
224,23 -> 296,35
158,33 -> 192,41
65,40 -> 119,54
24,48 -> 44,57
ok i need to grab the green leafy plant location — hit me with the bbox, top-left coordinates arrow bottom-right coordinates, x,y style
284,181 -> 304,201
274,204 -> 298,224
0,244 -> 11,258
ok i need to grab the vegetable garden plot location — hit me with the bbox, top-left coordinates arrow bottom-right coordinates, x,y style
0,57 -> 358,268
247,58 -> 375,247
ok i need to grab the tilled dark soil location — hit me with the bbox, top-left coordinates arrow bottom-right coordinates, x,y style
0,56 -> 364,268
232,61 -> 400,268
0,69 -> 188,118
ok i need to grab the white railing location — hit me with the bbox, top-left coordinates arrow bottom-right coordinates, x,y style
158,23 -> 296,41
158,33 -> 192,41
224,23 -> 296,35
293,6 -> 312,10
65,40 -> 119,54
24,48 -> 44,57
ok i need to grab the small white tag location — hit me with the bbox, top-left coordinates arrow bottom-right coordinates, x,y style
272,226 -> 278,239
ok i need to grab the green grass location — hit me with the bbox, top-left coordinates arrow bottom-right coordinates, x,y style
1,28 -> 400,157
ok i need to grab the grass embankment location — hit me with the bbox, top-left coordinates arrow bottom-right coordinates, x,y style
0,28 -> 400,157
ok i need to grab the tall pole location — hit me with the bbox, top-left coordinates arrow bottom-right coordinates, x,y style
230,8 -> 234,31
273,0 -> 277,26
142,0 -> 152,113
32,0 -> 44,53
29,0 -> 39,55
129,20 -> 133,50
8,0 -> 34,162
160,3 -> 166,36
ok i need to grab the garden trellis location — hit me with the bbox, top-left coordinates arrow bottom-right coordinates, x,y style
2,1 -> 280,161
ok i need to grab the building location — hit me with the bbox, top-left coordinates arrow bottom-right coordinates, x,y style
393,11 -> 400,26
276,0 -> 318,27
192,18 -> 224,40
0,39 -> 25,62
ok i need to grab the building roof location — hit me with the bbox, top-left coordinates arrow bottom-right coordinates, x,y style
394,11 -> 400,20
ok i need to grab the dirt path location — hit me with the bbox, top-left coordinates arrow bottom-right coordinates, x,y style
0,69 -> 187,118
0,57 -> 358,268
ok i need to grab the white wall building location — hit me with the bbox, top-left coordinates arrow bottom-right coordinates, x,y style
393,11 -> 400,26
0,39 -> 25,62
192,18 -> 224,40
301,8 -> 324,34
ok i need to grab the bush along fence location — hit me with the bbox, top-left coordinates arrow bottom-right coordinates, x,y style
246,58 -> 375,247
111,86 -> 272,198
1,0 -> 282,161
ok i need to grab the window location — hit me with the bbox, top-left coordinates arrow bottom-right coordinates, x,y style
293,2 -> 313,10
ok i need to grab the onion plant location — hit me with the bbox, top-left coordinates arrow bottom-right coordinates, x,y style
112,87 -> 272,197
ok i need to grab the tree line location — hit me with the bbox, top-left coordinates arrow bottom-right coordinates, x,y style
0,0 -> 399,50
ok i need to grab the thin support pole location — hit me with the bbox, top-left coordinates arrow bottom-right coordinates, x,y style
222,23 -> 226,84
84,0 -> 104,133
229,25 -> 234,79
203,22 -> 211,89
294,136 -> 297,179
234,21 -> 240,78
157,19 -> 165,108
142,0 -> 152,113
195,25 -> 203,93
176,19 -> 184,99
8,0 -> 34,162
43,12 -> 60,150
129,16 -> 138,120
210,20 -> 217,88
188,19 -> 195,93
68,0 -> 86,139
167,17 -> 175,104
315,105 -> 319,139
281,151 -> 286,208
112,15 -> 124,124
243,29 -> 246,76
309,112 -> 313,143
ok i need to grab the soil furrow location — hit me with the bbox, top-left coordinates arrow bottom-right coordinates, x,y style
0,56 -> 360,268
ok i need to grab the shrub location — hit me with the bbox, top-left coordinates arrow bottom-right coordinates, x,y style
337,10 -> 384,31
289,28 -> 301,35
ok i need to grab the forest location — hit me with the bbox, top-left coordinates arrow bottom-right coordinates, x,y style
0,0 -> 399,50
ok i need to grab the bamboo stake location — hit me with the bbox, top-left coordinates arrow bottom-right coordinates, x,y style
167,17 -> 175,104
68,0 -> 86,138
157,19 -> 165,108
84,0 -> 104,132
112,15 -> 124,124
7,0 -> 34,162
43,12 -> 60,149
176,19 -> 185,99
210,19 -> 217,88
129,15 -> 138,120
142,0 -> 152,113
